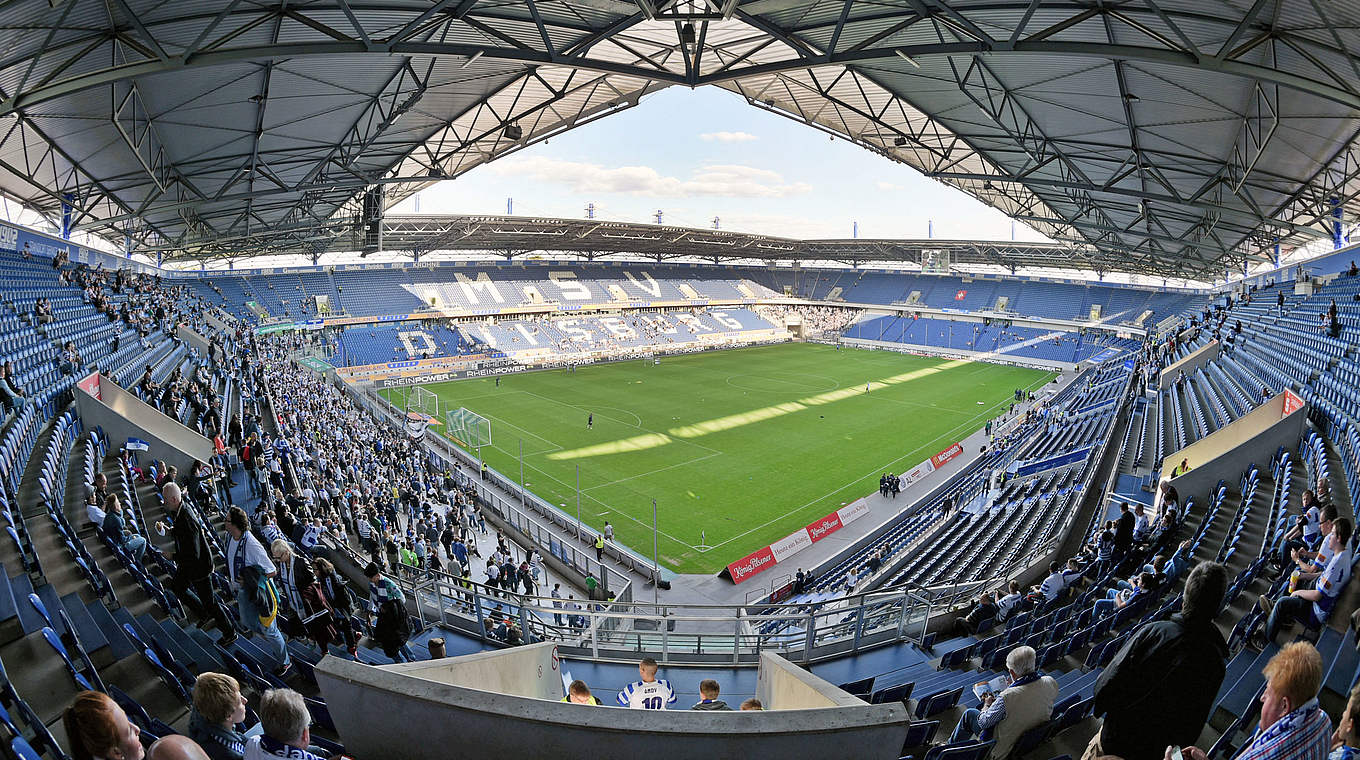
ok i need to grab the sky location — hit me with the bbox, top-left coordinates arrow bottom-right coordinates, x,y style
389,86 -> 1048,244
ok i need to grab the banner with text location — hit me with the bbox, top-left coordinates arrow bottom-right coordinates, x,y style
725,498 -> 876,583
930,442 -> 965,469
900,441 -> 964,488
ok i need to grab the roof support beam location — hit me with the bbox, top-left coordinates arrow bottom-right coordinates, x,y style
5,33 -> 1359,117
926,171 -> 1326,240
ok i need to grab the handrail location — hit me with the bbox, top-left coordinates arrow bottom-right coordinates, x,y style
393,565 -> 935,664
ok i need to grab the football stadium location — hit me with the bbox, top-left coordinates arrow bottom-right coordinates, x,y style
4,1 -> 1360,759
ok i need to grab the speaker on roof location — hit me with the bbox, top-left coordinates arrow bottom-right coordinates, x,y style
361,186 -> 384,254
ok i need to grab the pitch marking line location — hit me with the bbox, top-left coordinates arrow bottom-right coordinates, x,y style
469,406 -> 561,456
723,371 -> 841,394
498,457 -> 699,548
581,451 -> 722,493
430,352 -> 1055,562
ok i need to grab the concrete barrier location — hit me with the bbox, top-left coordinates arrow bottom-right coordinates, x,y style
1162,391 -> 1306,505
316,649 -> 910,760
382,642 -> 562,700
754,649 -> 865,710
74,373 -> 213,476
175,324 -> 212,357
1160,340 -> 1220,390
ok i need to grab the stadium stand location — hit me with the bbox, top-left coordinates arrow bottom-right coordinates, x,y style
842,314 -> 1141,365
9,236 -> 1360,760
325,308 -> 783,367
188,266 -> 780,323
185,263 -> 1201,330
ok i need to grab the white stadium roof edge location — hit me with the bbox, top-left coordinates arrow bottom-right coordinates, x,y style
0,0 -> 1358,279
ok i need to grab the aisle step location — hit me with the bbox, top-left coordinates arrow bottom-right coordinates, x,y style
0,562 -> 22,645
84,597 -> 137,660
51,588 -> 112,668
8,574 -> 47,635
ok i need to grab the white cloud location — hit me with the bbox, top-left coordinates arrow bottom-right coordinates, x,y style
699,131 -> 759,142
875,181 -> 904,191
488,156 -> 811,198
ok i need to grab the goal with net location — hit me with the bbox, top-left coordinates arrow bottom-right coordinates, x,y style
408,386 -> 439,418
445,407 -> 493,449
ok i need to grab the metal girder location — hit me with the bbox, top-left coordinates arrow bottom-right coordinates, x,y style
157,212 -> 1090,269
4,0 -> 1360,279
924,172 -> 1323,242
9,19 -> 1360,117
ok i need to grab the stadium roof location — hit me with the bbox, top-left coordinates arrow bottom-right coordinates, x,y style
306,212 -> 1082,268
1,0 -> 1358,278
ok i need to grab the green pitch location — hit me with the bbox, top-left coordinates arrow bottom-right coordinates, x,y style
389,343 -> 1052,574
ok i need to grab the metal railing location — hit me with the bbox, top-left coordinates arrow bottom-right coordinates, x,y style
397,566 -> 933,665
313,519 -> 933,666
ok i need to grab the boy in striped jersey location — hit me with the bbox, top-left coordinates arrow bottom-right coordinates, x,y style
617,658 -> 676,710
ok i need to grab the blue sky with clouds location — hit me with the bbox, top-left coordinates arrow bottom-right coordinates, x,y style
393,86 -> 1048,243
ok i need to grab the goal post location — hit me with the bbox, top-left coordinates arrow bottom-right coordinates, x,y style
409,386 -> 439,418
445,407 -> 492,449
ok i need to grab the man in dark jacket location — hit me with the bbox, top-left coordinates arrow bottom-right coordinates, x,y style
954,591 -> 998,636
1086,561 -> 1228,760
157,482 -> 236,646
1113,502 -> 1135,562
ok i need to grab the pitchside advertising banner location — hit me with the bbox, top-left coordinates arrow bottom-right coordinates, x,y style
337,354 -> 503,383
725,442 -> 961,584
900,441 -> 966,488
724,497 -> 873,584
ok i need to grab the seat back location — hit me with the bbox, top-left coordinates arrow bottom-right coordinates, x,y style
1055,696 -> 1093,733
916,686 -> 963,718
24,594 -> 54,631
871,682 -> 914,705
107,685 -> 153,731
40,627 -> 91,691
923,740 -> 996,760
837,676 -> 875,698
1009,721 -> 1051,758
13,698 -> 70,760
900,719 -> 939,751
10,736 -> 41,760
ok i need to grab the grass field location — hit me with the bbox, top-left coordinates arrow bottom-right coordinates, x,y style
386,343 -> 1053,574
